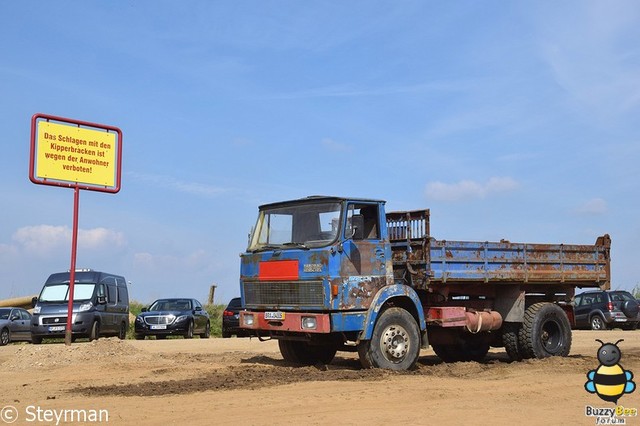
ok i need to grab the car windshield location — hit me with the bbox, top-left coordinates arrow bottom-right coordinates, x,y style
0,308 -> 10,320
149,299 -> 192,311
39,283 -> 96,302
248,202 -> 342,251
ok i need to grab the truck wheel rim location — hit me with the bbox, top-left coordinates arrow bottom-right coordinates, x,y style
380,325 -> 409,362
1,330 -> 8,345
540,320 -> 562,353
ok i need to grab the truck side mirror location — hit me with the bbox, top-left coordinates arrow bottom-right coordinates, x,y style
97,295 -> 107,305
31,297 -> 38,308
351,215 -> 365,240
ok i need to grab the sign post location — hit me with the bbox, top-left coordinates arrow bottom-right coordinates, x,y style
29,113 -> 122,345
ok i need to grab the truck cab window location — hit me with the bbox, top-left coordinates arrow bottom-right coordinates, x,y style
346,204 -> 379,240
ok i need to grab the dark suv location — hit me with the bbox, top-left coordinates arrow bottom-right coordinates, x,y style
222,297 -> 248,338
574,290 -> 639,330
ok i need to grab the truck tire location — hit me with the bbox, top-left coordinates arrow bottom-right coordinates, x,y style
278,340 -> 337,365
590,315 -> 606,330
518,303 -> 571,359
502,322 -> 523,361
357,307 -> 420,370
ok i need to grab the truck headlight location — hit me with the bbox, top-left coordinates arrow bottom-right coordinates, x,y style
244,314 -> 254,326
301,316 -> 317,330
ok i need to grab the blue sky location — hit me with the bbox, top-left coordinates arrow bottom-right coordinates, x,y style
1,1 -> 639,304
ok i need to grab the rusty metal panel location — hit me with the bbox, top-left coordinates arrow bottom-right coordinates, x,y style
428,234 -> 610,288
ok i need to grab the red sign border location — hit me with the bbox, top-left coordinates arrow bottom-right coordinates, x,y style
29,113 -> 123,193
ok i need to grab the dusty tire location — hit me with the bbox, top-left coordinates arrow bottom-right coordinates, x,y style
89,321 -> 100,342
502,322 -> 524,361
200,322 -> 211,339
118,322 -> 127,340
31,336 -> 42,345
278,340 -> 337,365
184,321 -> 194,339
590,315 -> 606,331
432,344 -> 462,363
519,303 -> 571,359
358,307 -> 420,370
0,328 -> 9,346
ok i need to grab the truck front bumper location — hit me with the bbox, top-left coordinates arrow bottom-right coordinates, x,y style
240,311 -> 331,333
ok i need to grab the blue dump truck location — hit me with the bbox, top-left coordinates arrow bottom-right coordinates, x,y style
239,196 -> 610,370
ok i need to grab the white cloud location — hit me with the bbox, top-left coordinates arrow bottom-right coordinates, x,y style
425,177 -> 519,202
574,198 -> 608,216
321,138 -> 351,152
12,225 -> 125,256
128,172 -> 229,198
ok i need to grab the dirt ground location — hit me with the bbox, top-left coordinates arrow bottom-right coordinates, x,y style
1,330 -> 639,425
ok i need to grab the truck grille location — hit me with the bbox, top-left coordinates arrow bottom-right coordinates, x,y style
243,280 -> 324,307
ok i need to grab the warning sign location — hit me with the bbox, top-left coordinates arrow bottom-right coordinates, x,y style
30,114 -> 122,193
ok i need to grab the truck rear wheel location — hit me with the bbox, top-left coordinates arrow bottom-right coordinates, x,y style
278,340 -> 337,365
358,307 -> 420,370
502,322 -> 523,361
518,303 -> 571,359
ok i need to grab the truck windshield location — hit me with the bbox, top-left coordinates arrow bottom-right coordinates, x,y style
249,202 -> 342,251
39,283 -> 96,302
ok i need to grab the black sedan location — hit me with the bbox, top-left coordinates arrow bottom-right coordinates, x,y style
222,297 -> 250,338
134,298 -> 210,340
0,307 -> 33,345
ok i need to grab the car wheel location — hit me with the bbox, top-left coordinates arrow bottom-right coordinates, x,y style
118,322 -> 127,340
0,328 -> 9,346
590,315 -> 606,331
89,321 -> 100,341
184,321 -> 194,339
31,335 -> 42,345
200,322 -> 210,339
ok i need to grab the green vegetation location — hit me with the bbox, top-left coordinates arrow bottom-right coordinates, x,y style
632,283 -> 640,299
127,300 -> 225,339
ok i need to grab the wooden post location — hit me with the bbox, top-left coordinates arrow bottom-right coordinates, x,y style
208,284 -> 217,305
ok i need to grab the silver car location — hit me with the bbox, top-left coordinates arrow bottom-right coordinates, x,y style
0,307 -> 33,345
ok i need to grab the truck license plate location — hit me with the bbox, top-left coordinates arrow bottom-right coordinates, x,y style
48,326 -> 65,332
264,311 -> 285,321
151,325 -> 167,330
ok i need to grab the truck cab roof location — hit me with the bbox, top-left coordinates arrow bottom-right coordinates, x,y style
259,196 -> 386,210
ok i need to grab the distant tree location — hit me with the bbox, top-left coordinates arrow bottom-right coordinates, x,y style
632,283 -> 640,299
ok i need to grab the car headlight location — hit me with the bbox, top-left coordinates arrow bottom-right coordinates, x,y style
78,302 -> 93,312
33,306 -> 41,314
175,315 -> 188,323
135,316 -> 144,323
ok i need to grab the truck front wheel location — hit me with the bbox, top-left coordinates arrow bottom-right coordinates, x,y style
358,307 -> 420,370
518,303 -> 571,359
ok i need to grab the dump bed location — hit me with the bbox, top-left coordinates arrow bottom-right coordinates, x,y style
386,210 -> 610,289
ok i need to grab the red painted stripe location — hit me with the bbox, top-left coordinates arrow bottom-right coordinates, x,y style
259,260 -> 299,281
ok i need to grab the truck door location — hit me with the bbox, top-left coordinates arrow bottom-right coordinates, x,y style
340,202 -> 391,309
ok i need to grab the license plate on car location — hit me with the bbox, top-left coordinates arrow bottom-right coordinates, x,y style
151,325 -> 167,330
48,325 -> 65,332
264,311 -> 285,321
